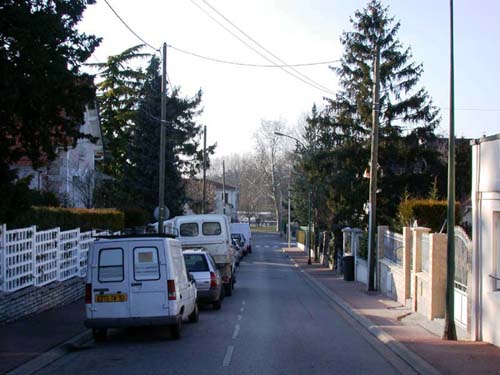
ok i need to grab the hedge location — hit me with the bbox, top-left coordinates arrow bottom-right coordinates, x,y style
122,207 -> 149,228
399,199 -> 461,233
12,206 -> 124,231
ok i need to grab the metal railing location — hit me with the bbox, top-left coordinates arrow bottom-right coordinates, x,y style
383,230 -> 403,266
421,233 -> 430,273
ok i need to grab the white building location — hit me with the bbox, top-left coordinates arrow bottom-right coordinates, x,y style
471,133 -> 500,347
13,107 -> 103,208
210,180 -> 239,223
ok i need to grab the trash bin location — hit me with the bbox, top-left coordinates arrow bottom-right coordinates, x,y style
342,255 -> 354,281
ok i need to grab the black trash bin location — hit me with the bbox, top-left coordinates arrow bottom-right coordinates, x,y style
342,255 -> 354,281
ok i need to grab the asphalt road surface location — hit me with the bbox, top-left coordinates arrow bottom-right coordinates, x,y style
37,232 -> 401,375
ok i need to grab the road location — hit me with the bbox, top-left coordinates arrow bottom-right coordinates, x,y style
37,232 -> 401,375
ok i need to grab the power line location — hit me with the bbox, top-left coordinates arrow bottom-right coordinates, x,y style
191,0 -> 335,95
168,44 -> 339,68
103,0 -> 159,52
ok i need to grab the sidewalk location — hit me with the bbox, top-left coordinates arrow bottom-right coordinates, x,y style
0,298 -> 89,375
284,247 -> 500,375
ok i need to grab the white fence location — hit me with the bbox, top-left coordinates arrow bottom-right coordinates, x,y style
0,224 -> 113,293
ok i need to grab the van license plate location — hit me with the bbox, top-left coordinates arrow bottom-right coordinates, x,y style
95,294 -> 128,303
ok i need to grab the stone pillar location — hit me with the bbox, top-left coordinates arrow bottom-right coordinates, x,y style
411,227 -> 431,312
402,227 -> 412,301
429,233 -> 447,319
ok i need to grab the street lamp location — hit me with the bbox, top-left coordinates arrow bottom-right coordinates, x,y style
274,131 -> 312,265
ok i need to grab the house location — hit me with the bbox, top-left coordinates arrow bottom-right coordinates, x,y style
471,133 -> 500,347
209,180 -> 239,223
12,107 -> 103,208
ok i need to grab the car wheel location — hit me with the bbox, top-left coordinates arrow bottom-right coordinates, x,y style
92,328 -> 107,342
188,303 -> 199,323
170,319 -> 182,340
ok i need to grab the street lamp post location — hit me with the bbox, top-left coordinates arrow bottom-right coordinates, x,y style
274,131 -> 312,265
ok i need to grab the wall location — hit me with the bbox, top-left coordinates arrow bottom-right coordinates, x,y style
0,278 -> 84,324
472,134 -> 500,347
379,259 -> 405,303
355,258 -> 368,285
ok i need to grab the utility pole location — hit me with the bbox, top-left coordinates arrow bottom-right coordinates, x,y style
444,0 -> 457,341
307,189 -> 312,265
367,43 -> 381,292
288,172 -> 291,249
202,125 -> 207,214
222,160 -> 226,215
157,42 -> 167,234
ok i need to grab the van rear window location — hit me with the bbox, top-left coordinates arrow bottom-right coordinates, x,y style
98,248 -> 124,282
183,254 -> 209,272
180,223 -> 199,237
202,222 -> 221,235
133,247 -> 160,281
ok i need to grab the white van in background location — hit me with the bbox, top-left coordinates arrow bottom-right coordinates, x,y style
84,234 -> 199,341
230,223 -> 252,254
172,214 -> 236,296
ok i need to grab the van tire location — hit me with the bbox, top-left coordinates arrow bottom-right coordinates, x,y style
188,303 -> 199,323
92,328 -> 107,342
213,298 -> 222,310
170,320 -> 182,340
224,282 -> 233,296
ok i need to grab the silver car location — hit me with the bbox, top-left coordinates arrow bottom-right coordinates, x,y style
183,250 -> 224,310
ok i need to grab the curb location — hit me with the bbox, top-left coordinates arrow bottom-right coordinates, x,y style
6,330 -> 93,375
285,251 -> 441,375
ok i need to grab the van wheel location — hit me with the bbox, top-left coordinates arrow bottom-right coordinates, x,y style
225,282 -> 233,297
170,320 -> 182,340
213,298 -> 222,310
188,303 -> 199,323
92,328 -> 107,342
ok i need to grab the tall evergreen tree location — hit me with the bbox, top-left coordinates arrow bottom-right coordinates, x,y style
298,0 -> 443,228
124,56 -> 214,217
0,0 -> 100,178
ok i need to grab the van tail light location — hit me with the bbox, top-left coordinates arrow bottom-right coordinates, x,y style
85,283 -> 92,304
167,279 -> 177,300
210,272 -> 218,288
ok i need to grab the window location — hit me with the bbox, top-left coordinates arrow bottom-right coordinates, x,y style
203,222 -> 221,236
133,247 -> 160,281
180,223 -> 199,237
98,248 -> 124,282
183,254 -> 209,272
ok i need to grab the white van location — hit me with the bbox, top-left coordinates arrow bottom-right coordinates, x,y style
172,214 -> 236,296
84,234 -> 198,341
230,223 -> 252,254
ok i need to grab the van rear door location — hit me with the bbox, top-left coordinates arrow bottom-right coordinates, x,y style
129,240 -> 168,317
91,243 -> 130,319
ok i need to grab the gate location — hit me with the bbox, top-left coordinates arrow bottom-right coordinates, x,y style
454,226 -> 471,329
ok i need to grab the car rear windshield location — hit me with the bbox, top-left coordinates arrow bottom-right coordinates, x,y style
98,248 -> 124,282
180,223 -> 199,237
202,222 -> 221,235
183,254 -> 209,272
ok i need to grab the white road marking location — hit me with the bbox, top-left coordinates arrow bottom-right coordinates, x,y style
222,345 -> 234,367
264,245 -> 270,248
232,324 -> 240,339
240,307 -> 245,312
237,314 -> 242,321
242,300 -> 246,305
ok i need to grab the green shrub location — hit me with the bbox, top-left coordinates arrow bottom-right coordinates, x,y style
296,230 -> 306,245
358,233 -> 368,259
122,207 -> 149,228
12,206 -> 124,231
399,199 -> 460,232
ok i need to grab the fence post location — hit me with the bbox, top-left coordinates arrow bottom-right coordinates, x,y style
429,233 -> 447,319
411,227 -> 430,311
31,225 -> 37,287
0,224 -> 6,292
402,227 -> 412,301
377,226 -> 388,291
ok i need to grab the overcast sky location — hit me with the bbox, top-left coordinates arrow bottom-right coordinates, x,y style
79,0 -> 500,157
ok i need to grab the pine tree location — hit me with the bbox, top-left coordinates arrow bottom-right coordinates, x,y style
124,56 -> 214,217
299,0 -> 443,228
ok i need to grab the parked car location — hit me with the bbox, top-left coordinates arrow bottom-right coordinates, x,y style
84,234 -> 199,341
171,214 -> 236,296
231,238 -> 243,266
230,223 -> 252,253
231,233 -> 247,256
183,250 -> 223,310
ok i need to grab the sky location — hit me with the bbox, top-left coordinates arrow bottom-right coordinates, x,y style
78,0 -> 500,158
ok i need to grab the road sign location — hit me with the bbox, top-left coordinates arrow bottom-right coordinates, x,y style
154,206 -> 170,221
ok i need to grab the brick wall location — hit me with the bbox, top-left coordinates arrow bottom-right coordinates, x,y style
0,278 -> 85,325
